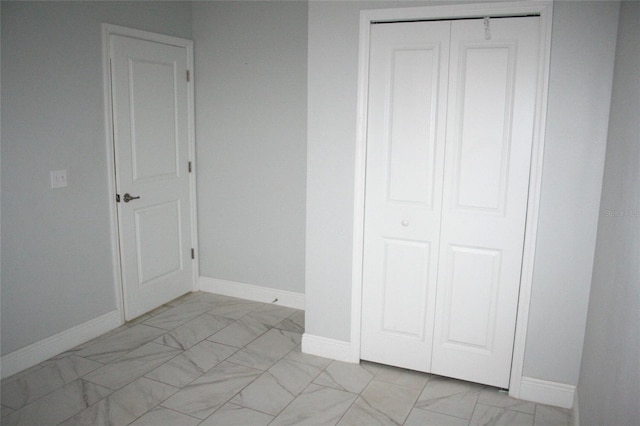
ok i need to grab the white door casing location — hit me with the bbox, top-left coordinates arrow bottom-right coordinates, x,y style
361,16 -> 539,388
105,26 -> 197,321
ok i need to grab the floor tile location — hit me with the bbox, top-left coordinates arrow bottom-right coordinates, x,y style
414,375 -> 484,419
313,360 -> 375,394
59,377 -> 179,426
206,299 -> 265,320
359,361 -> 384,376
145,340 -> 237,388
268,357 -> 323,395
405,407 -> 470,426
270,383 -> 358,426
1,405 -> 15,417
478,388 -> 536,414
230,371 -> 296,415
1,379 -> 112,426
1,364 -> 45,387
163,292 -> 197,306
153,312 -> 233,350
338,380 -> 420,425
369,362 -> 430,390
51,326 -> 130,361
126,304 -> 172,327
274,310 -> 305,333
177,291 -> 234,305
160,361 -> 262,419
247,304 -> 297,326
142,301 -> 216,330
228,328 -> 301,370
1,355 -> 102,410
1,292 -> 566,426
284,345 -> 333,369
208,315 -> 270,348
128,406 -> 200,426
470,403 -> 534,426
83,342 -> 181,390
534,404 -> 572,426
199,403 -> 274,426
74,324 -> 166,364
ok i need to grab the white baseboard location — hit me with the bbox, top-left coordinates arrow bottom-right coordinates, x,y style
519,376 -> 576,409
198,276 -> 305,310
1,310 -> 122,379
572,391 -> 580,426
301,333 -> 358,363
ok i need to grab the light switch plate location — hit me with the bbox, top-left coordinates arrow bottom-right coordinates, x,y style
51,170 -> 67,188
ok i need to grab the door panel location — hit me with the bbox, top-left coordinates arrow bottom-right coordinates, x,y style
454,44 -> 515,212
361,21 -> 450,373
443,245 -> 501,350
431,17 -> 540,388
111,35 -> 193,320
129,59 -> 179,181
387,48 -> 440,206
134,201 -> 183,285
380,239 -> 432,338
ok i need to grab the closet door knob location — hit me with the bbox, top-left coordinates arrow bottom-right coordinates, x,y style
401,220 -> 409,227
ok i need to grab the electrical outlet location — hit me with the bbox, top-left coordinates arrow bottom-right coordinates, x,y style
50,170 -> 67,188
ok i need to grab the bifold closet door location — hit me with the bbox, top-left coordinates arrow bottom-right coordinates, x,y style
430,17 -> 540,388
361,17 -> 540,389
360,21 -> 451,373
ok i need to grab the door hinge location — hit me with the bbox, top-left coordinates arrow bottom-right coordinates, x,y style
188,161 -> 192,173
116,193 -> 120,203
191,248 -> 195,260
186,70 -> 190,82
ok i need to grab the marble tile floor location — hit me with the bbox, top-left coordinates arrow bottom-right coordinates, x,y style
0,292 -> 573,426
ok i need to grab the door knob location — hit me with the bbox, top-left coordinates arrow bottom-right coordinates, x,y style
123,193 -> 140,203
401,220 -> 409,227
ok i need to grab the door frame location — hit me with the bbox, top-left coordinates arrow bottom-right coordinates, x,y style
101,24 -> 199,323
350,1 -> 553,398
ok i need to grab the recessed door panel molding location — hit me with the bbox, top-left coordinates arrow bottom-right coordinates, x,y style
109,29 -> 195,320
361,15 -> 541,389
441,245 -> 501,351
380,239 -> 431,338
134,201 -> 183,286
386,46 -> 441,207
453,43 -> 516,213
129,58 -> 179,182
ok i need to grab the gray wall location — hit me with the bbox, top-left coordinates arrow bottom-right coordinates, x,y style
193,1 -> 307,294
305,0 -> 619,388
1,1 -> 192,356
306,0 -> 433,343
522,0 -> 619,384
578,2 -> 640,424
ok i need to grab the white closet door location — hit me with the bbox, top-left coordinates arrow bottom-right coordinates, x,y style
360,21 -> 450,372
360,16 -> 540,388
431,17 -> 540,388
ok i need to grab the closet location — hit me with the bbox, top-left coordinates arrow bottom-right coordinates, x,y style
360,16 -> 540,388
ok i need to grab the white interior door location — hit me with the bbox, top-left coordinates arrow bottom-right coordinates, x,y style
110,34 -> 194,320
361,16 -> 540,388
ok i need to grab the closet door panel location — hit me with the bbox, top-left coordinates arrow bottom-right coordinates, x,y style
454,45 -> 514,212
360,21 -> 450,373
432,17 -> 540,388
